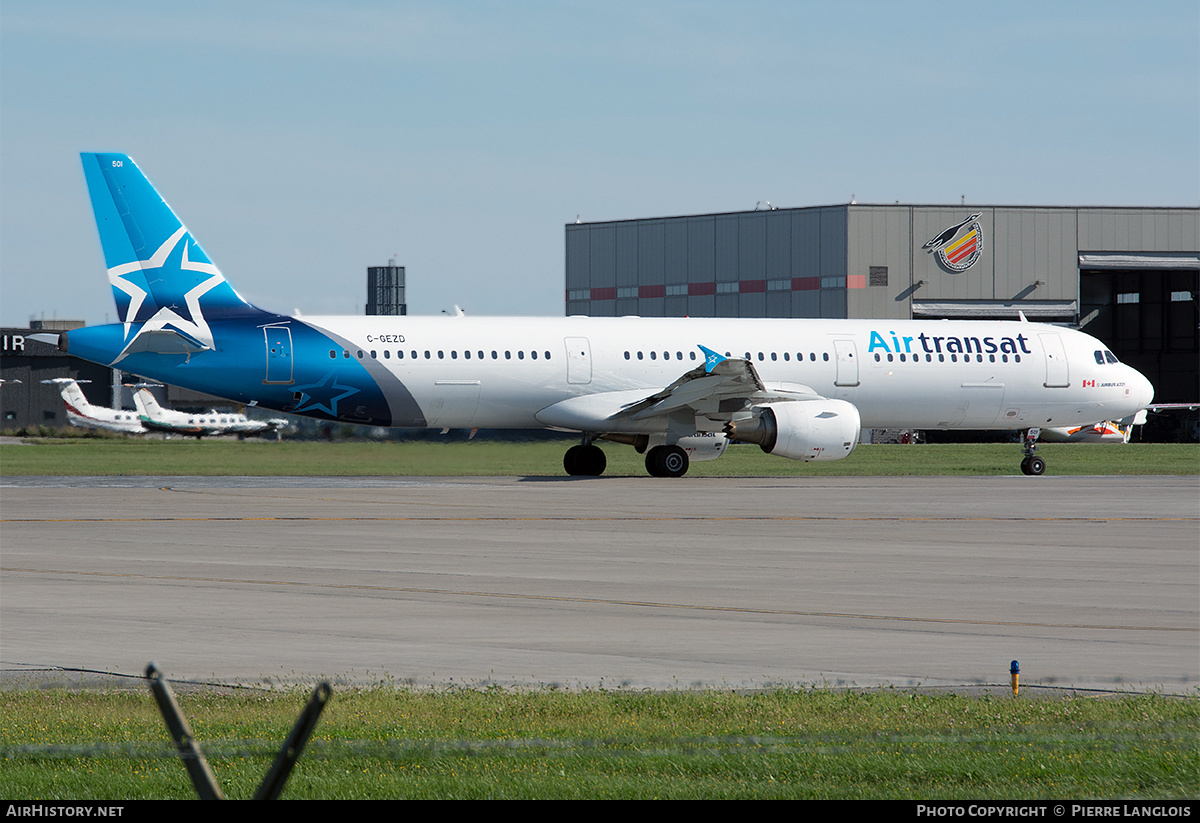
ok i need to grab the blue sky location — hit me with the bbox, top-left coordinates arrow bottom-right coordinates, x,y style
2,1 -> 1197,326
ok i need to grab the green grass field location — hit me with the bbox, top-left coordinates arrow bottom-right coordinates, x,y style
1,687 -> 1196,799
2,437 -> 1198,476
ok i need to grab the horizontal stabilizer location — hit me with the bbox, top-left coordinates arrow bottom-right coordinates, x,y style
117,328 -> 212,357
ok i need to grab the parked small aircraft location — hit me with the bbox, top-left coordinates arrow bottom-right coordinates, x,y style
42,378 -> 144,434
132,387 -> 288,438
1042,404 -> 1197,443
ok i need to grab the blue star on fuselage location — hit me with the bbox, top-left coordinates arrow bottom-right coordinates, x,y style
291,371 -> 361,418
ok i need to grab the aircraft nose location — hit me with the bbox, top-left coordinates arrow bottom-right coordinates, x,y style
1130,367 -> 1154,409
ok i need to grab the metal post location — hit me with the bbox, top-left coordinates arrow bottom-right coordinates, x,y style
254,681 -> 332,800
145,662 -> 224,800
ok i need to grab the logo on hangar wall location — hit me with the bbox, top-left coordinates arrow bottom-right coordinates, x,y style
923,212 -> 983,273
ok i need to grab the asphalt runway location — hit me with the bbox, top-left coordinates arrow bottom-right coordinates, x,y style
1,475 -> 1197,693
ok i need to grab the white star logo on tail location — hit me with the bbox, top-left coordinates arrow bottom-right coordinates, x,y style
107,227 -> 226,363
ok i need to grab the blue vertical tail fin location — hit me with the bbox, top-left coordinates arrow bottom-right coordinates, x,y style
81,153 -> 267,356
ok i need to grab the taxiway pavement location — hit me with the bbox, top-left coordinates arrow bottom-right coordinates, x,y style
2,475 -> 1196,692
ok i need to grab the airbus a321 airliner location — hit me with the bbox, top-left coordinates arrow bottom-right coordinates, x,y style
54,153 -> 1154,477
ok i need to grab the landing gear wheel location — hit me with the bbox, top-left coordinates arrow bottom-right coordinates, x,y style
1019,428 -> 1045,476
564,444 -> 606,476
645,444 -> 689,478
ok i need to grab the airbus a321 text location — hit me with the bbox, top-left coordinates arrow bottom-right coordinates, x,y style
56,153 -> 1155,476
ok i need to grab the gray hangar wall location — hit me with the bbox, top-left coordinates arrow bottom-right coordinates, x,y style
564,204 -> 1198,404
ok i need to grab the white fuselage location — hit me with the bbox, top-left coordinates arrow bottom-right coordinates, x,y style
50,380 -> 145,435
295,315 -> 1153,432
65,405 -> 145,435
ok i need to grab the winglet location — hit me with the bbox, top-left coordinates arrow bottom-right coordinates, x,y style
698,345 -> 726,374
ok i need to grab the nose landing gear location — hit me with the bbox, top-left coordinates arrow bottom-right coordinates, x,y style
1020,428 -> 1045,475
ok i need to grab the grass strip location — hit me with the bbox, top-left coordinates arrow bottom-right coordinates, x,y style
1,687 -> 1196,799
2,439 -> 1197,476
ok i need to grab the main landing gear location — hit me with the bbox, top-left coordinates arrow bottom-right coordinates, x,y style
562,440 -> 692,478
645,444 -> 688,478
1020,428 -> 1045,476
563,442 -> 607,476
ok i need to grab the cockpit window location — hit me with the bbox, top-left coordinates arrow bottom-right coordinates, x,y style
1104,351 -> 1119,364
1094,351 -> 1105,365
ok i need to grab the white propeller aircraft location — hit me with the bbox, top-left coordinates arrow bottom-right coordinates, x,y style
1042,403 -> 1198,444
1041,417 -> 1144,444
131,387 -> 288,439
42,378 -> 286,438
42,378 -> 144,435
54,153 -> 1156,476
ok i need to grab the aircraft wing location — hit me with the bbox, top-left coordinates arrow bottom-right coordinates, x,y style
1109,403 -> 1197,427
1146,403 -> 1199,412
615,347 -> 820,422
138,418 -> 206,436
535,345 -> 824,431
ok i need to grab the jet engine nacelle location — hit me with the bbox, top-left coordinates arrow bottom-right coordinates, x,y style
725,400 -> 861,461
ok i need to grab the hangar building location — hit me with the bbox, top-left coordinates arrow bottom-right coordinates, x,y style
565,204 -> 1199,407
